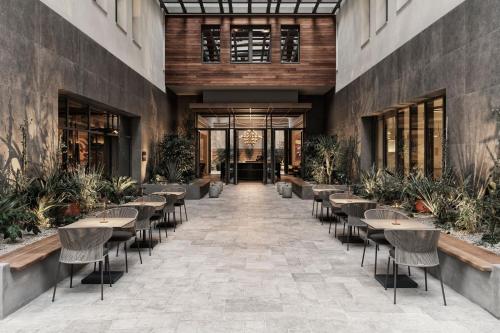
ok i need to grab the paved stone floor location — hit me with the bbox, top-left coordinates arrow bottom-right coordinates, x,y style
2,184 -> 499,332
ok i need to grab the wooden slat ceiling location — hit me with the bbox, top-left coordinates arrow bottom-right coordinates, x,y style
159,0 -> 342,16
190,102 -> 312,114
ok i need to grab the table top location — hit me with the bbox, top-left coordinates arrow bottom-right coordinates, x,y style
63,217 -> 136,229
330,198 -> 373,205
151,191 -> 185,197
361,219 -> 435,230
121,201 -> 166,208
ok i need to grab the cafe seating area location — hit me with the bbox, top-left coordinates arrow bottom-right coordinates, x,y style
1,183 -> 499,331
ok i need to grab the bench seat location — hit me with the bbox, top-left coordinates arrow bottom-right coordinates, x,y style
438,233 -> 500,272
0,234 -> 61,271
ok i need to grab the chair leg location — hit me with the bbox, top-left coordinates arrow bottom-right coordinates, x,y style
106,256 -> 112,287
183,204 -> 188,221
312,201 -> 315,216
179,206 -> 183,223
438,266 -> 447,306
347,226 -> 350,251
100,261 -> 104,301
158,221 -> 162,243
361,239 -> 368,267
408,266 -> 411,276
69,264 -> 73,288
124,242 -> 128,273
385,257 -> 390,290
148,228 -> 152,256
320,206 -> 323,224
424,267 -> 428,291
374,244 -> 378,276
116,242 -> 119,256
136,236 -> 142,264
52,262 -> 61,302
393,263 -> 398,304
329,219 -> 332,234
334,220 -> 337,237
173,211 -> 177,232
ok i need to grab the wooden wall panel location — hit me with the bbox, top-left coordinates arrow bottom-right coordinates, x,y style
165,17 -> 336,94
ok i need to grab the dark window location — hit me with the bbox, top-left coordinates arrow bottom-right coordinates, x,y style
201,25 -> 221,63
231,25 -> 271,63
281,25 -> 300,63
58,95 -> 132,177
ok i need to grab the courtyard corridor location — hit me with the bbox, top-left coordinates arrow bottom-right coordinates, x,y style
2,184 -> 498,332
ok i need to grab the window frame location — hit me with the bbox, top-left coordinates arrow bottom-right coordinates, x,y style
280,24 -> 300,64
230,25 -> 272,64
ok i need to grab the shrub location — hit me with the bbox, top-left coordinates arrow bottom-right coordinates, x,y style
360,167 -> 404,203
0,194 -> 39,241
156,134 -> 195,183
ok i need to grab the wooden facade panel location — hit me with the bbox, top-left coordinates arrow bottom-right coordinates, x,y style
165,16 -> 336,93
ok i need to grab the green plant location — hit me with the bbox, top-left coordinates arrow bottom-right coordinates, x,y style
101,176 -> 137,204
315,135 -> 340,184
74,167 -> 104,211
0,194 -> 39,241
336,137 -> 360,184
360,167 -> 404,203
157,134 -> 195,183
406,172 -> 458,227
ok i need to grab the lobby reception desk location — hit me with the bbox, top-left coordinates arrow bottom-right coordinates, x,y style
237,162 -> 263,181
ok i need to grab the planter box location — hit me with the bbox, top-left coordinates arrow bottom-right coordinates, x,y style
185,179 -> 210,199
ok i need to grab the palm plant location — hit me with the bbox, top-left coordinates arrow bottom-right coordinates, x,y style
315,135 -> 340,184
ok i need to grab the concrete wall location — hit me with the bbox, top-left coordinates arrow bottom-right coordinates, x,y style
336,0 -> 465,91
40,0 -> 166,91
0,0 -> 173,181
328,0 -> 500,171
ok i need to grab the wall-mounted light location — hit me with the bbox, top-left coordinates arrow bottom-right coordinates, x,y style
142,151 -> 147,162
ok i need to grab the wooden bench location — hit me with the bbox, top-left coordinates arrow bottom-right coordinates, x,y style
438,233 -> 500,272
286,176 -> 314,199
0,234 -> 61,271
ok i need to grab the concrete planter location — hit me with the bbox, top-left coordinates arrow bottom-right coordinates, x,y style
209,184 -> 221,198
282,184 -> 293,198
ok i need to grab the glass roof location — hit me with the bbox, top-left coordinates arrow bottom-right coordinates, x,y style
159,0 -> 342,15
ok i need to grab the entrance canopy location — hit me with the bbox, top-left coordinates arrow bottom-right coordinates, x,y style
159,0 -> 343,16
190,102 -> 311,115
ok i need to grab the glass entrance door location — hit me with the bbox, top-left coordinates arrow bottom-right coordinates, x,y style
197,129 -> 229,183
235,129 -> 265,183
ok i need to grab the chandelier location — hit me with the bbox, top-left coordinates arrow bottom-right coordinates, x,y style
240,129 -> 262,145
239,109 -> 262,145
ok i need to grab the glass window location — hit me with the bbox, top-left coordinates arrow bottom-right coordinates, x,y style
397,108 -> 410,175
385,116 -> 396,173
202,25 -> 221,63
115,0 -> 127,31
376,118 -> 384,169
281,25 -> 300,63
427,98 -> 445,178
132,0 -> 141,45
68,100 -> 88,130
410,104 -> 425,172
231,26 -> 271,63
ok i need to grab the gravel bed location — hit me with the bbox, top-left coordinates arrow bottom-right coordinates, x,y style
0,228 -> 58,257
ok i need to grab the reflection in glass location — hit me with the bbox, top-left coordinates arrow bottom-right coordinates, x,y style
202,25 -> 221,63
376,118 -> 384,169
210,131 -> 226,180
429,98 -> 444,178
198,130 -> 209,176
231,26 -> 271,63
397,108 -> 410,175
281,25 -> 300,63
385,116 -> 396,173
410,104 -> 425,172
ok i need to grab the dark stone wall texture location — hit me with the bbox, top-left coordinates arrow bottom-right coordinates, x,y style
327,0 -> 500,171
0,0 -> 173,180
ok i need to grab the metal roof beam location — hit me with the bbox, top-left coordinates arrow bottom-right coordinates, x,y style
313,0 -> 321,14
198,0 -> 205,13
178,0 -> 187,14
294,0 -> 301,14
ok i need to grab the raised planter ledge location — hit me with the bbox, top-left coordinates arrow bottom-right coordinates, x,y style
432,234 -> 500,318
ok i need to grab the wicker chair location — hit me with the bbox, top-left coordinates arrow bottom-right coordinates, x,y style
141,184 -> 168,195
52,227 -> 113,302
328,193 -> 358,235
340,202 -> 377,250
95,207 -> 139,273
384,229 -> 446,305
157,193 -> 178,236
362,209 -> 409,274
319,189 -> 344,223
311,185 -> 335,217
130,198 -> 158,256
141,195 -> 166,235
165,184 -> 188,222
